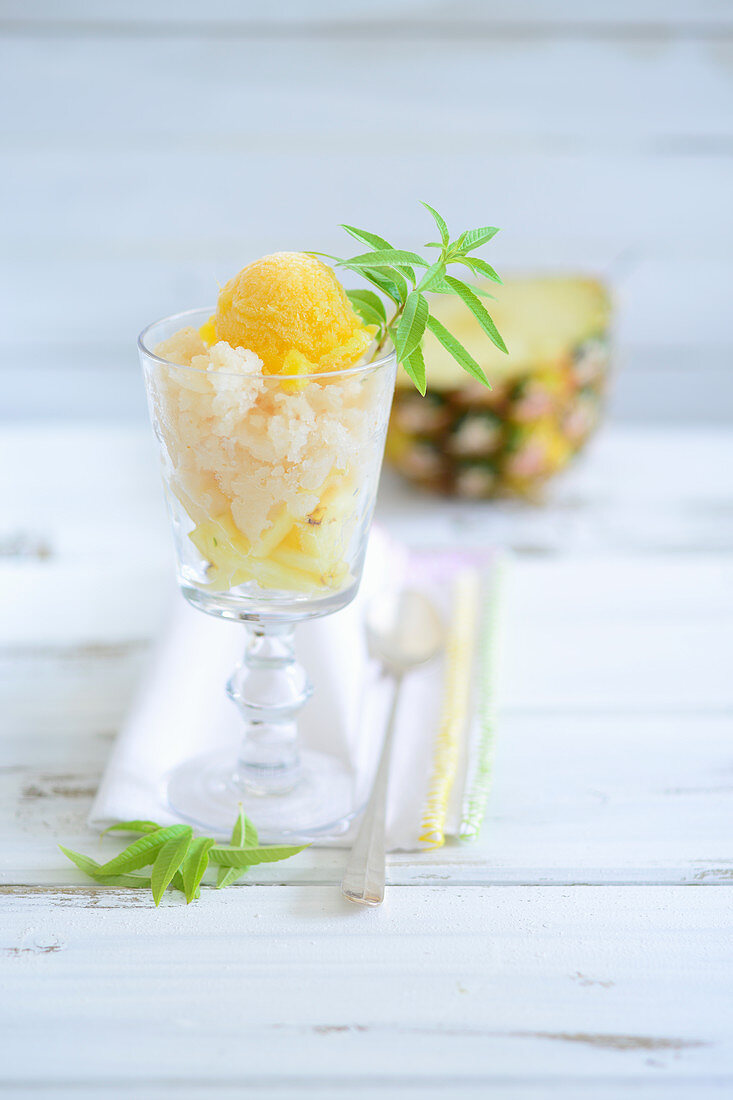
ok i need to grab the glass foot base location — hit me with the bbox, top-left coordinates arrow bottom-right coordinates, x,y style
165,748 -> 358,843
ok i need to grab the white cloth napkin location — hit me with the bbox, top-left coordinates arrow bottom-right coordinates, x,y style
89,531 -> 504,850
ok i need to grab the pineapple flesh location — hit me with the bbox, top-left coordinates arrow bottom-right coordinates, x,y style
188,472 -> 356,594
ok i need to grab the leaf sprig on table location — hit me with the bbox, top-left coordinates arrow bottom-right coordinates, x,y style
60,808 -> 307,905
312,202 -> 508,395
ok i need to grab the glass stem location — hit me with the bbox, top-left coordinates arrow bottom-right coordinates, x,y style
226,622 -> 312,796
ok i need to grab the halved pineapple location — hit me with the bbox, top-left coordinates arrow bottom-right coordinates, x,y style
386,276 -> 610,498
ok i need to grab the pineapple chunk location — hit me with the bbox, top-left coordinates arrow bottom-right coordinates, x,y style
250,506 -> 295,559
198,315 -> 217,346
189,512 -> 251,564
280,349 -> 311,393
187,474 -> 356,595
274,471 -> 356,577
190,509 -> 328,593
270,543 -> 325,577
189,511 -> 252,589
317,472 -> 357,518
233,557 -> 319,593
295,519 -> 347,566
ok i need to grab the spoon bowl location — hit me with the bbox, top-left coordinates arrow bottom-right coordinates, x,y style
366,589 -> 445,674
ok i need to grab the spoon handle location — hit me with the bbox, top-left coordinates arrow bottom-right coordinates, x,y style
341,675 -> 402,906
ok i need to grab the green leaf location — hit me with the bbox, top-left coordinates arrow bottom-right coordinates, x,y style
418,261 -> 447,293
215,808 -> 252,888
170,870 -> 187,896
59,846 -> 152,889
402,344 -> 427,396
151,829 -> 193,906
101,820 -> 161,838
444,276 -> 508,354
214,810 -> 259,886
214,817 -> 261,887
346,291 -> 386,330
244,818 -> 259,849
421,202 -> 449,247
209,844 -> 307,869
340,249 -> 428,270
62,809 -> 307,905
394,291 -> 429,361
461,226 -> 500,251
427,315 -> 490,388
426,275 -> 495,299
456,256 -> 502,284
340,225 -> 393,252
342,258 -> 416,284
467,284 -> 496,300
228,807 -> 258,851
96,824 -> 191,875
229,806 -> 247,847
304,250 -> 341,260
180,837 -> 214,904
354,265 -> 408,305
346,288 -> 386,322
217,865 -> 248,888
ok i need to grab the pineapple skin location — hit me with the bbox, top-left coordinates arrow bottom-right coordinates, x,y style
386,277 -> 610,500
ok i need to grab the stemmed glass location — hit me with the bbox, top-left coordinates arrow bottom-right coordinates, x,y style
139,308 -> 396,839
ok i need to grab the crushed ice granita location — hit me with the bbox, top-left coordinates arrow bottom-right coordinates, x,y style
146,253 -> 393,595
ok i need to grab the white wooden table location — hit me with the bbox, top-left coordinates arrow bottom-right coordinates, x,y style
1,424 -> 731,1098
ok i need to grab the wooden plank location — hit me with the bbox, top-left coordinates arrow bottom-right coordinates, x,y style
2,1089 -> 729,1100
3,246 -> 733,350
1,1089 -> 726,1100
3,425 -> 732,561
2,711 -> 732,886
2,577 -> 730,731
3,37 -> 730,149
0,421 -> 729,1096
4,0 -> 733,32
607,356 -> 733,426
379,429 -> 733,553
1,428 -> 732,728
0,886 -> 730,1088
4,352 -> 733,426
1,32 -> 731,429
1,13 -> 732,436
1,554 -> 730,725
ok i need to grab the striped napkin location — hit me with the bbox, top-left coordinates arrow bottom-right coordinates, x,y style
89,530 -> 505,850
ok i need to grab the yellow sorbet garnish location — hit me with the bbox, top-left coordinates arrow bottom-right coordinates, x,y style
211,251 -> 372,375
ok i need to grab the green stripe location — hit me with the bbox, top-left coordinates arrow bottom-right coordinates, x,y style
458,557 -> 506,839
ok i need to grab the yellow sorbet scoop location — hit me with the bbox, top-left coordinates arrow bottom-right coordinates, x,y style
209,251 -> 372,375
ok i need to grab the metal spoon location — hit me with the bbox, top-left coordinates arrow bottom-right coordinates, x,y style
341,589 -> 444,907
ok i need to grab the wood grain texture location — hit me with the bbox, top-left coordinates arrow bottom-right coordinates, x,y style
2,424 -> 732,558
5,347 -> 733,426
1,885 -> 731,1090
0,422 -> 731,1094
2,710 -> 732,887
5,0 -> 733,32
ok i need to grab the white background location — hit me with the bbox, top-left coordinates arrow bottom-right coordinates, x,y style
2,0 -> 731,423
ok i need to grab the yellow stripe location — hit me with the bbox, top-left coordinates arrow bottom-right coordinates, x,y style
459,560 -> 505,839
419,570 -> 479,847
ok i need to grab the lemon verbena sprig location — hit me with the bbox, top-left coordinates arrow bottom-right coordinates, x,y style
311,202 -> 508,395
59,807 -> 307,905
